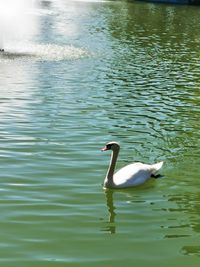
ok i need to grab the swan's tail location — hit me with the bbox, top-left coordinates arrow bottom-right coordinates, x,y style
151,161 -> 164,174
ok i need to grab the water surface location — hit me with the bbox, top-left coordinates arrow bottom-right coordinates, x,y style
0,0 -> 200,266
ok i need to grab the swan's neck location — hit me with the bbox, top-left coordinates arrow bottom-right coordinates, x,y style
104,148 -> 119,188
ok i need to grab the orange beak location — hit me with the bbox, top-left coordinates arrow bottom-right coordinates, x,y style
101,146 -> 108,151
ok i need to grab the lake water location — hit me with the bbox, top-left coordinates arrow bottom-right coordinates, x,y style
0,0 -> 200,266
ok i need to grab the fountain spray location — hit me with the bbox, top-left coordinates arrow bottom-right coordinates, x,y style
0,0 -> 39,52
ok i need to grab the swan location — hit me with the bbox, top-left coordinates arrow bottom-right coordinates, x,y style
101,141 -> 163,189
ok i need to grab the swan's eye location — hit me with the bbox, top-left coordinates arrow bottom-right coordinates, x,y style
106,144 -> 112,150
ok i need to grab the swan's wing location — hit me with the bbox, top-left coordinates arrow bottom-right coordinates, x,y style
113,162 -> 152,187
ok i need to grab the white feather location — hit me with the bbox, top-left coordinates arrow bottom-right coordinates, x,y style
102,142 -> 164,189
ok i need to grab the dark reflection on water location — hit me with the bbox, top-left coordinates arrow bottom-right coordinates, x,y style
168,192 -> 200,232
101,190 -> 116,234
168,191 -> 200,256
102,184 -> 157,234
96,2 -> 200,164
102,184 -> 200,249
182,246 -> 200,257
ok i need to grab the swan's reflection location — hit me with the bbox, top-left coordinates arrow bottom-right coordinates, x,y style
102,184 -> 156,234
102,189 -> 117,234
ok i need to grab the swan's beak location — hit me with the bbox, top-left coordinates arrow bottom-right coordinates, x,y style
101,146 -> 108,151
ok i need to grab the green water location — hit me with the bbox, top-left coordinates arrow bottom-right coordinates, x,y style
0,0 -> 200,266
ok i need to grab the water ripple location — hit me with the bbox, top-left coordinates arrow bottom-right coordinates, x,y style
0,1 -> 200,266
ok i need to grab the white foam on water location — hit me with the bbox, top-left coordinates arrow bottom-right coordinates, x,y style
0,42 -> 87,62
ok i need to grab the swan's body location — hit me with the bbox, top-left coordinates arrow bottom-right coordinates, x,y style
101,142 -> 163,189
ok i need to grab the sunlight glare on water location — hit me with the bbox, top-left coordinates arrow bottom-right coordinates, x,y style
0,0 -> 200,267
0,0 -> 39,47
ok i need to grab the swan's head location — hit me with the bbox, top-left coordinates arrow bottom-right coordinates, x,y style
101,141 -> 120,152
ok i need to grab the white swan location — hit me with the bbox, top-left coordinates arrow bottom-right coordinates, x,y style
101,141 -> 163,189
